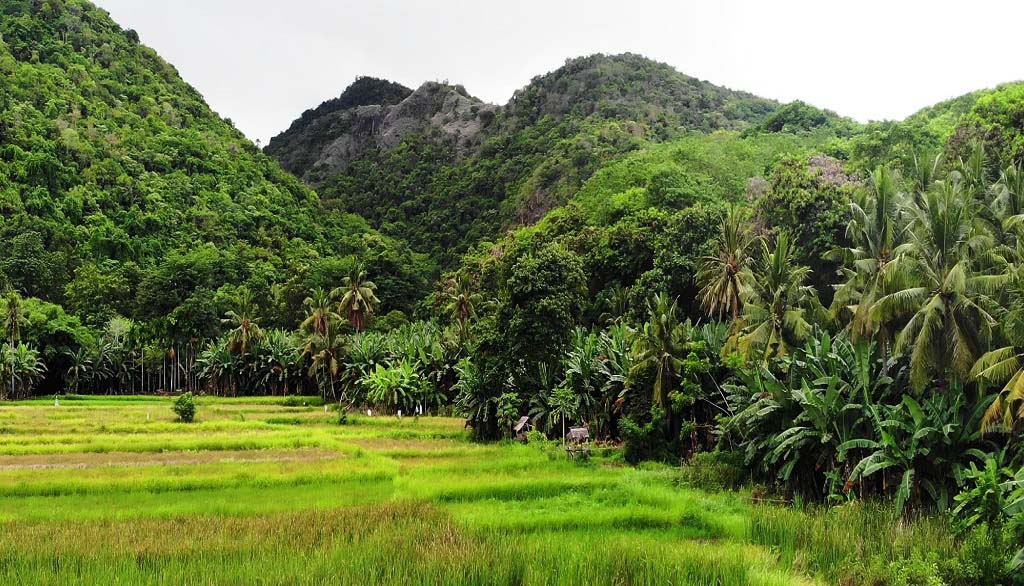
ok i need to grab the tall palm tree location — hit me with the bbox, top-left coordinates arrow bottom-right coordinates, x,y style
734,232 -> 818,362
300,288 -> 339,336
223,289 -> 264,356
443,273 -> 481,330
629,293 -> 691,412
332,265 -> 380,333
303,327 -> 345,401
2,292 -> 28,399
993,163 -> 1024,240
698,207 -> 756,322
954,142 -> 991,201
972,321 -> 1024,434
907,150 -> 943,200
65,347 -> 93,395
1,291 -> 27,346
832,165 -> 909,361
874,177 -> 1003,391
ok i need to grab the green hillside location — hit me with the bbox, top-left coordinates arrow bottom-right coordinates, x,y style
0,0 -> 431,388
268,54 -> 784,266
4,1 -> 1024,582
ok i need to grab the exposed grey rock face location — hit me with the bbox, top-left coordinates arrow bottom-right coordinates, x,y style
278,81 -> 499,183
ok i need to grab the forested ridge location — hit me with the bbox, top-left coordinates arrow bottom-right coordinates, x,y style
268,53 -> 784,265
0,0 -> 433,393
3,1 -> 1024,582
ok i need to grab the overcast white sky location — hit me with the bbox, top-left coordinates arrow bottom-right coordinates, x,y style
100,0 -> 1024,145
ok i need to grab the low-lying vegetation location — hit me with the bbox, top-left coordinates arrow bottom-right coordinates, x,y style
0,396 -> 1008,585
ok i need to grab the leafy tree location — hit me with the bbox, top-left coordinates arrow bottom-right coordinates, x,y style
756,155 -> 853,298
499,244 -> 586,367
1,292 -> 28,345
172,392 -> 197,423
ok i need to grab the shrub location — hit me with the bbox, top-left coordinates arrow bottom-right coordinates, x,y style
281,396 -> 325,407
172,392 -> 196,422
889,555 -> 944,586
525,429 -> 565,460
621,406 -> 675,464
677,451 -> 746,491
496,392 -> 521,438
939,524 -> 1016,586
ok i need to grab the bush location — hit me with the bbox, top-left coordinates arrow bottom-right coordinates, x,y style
889,555 -> 944,586
525,429 -> 566,460
677,451 -> 747,491
172,392 -> 196,422
939,524 -> 1016,586
620,406 -> 675,464
281,395 -> 325,407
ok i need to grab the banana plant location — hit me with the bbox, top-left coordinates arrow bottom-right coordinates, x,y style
839,388 -> 989,512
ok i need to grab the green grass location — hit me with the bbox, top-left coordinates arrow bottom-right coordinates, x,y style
0,396 -> 958,585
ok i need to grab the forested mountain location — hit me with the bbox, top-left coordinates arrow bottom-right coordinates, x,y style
8,1 -> 1024,579
0,0 -> 432,389
266,53 -> 783,265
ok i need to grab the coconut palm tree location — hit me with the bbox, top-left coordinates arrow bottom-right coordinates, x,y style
443,273 -> 481,330
223,289 -> 264,356
907,150 -> 943,199
698,207 -> 757,322
874,177 -> 1004,391
972,345 -> 1024,434
300,288 -> 339,336
1,291 -> 27,345
993,163 -> 1024,240
304,326 -> 345,402
954,142 -> 992,201
831,165 -> 910,361
734,232 -> 818,362
629,293 -> 691,412
332,265 -> 380,332
2,292 -> 29,399
65,347 -> 93,395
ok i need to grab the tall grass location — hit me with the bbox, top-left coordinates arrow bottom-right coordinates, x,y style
0,396 -> 964,585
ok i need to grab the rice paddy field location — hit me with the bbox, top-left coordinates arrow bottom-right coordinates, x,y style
0,396 -> 958,585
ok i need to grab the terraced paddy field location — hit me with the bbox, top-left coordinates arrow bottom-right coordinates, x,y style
0,397 -> 957,585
